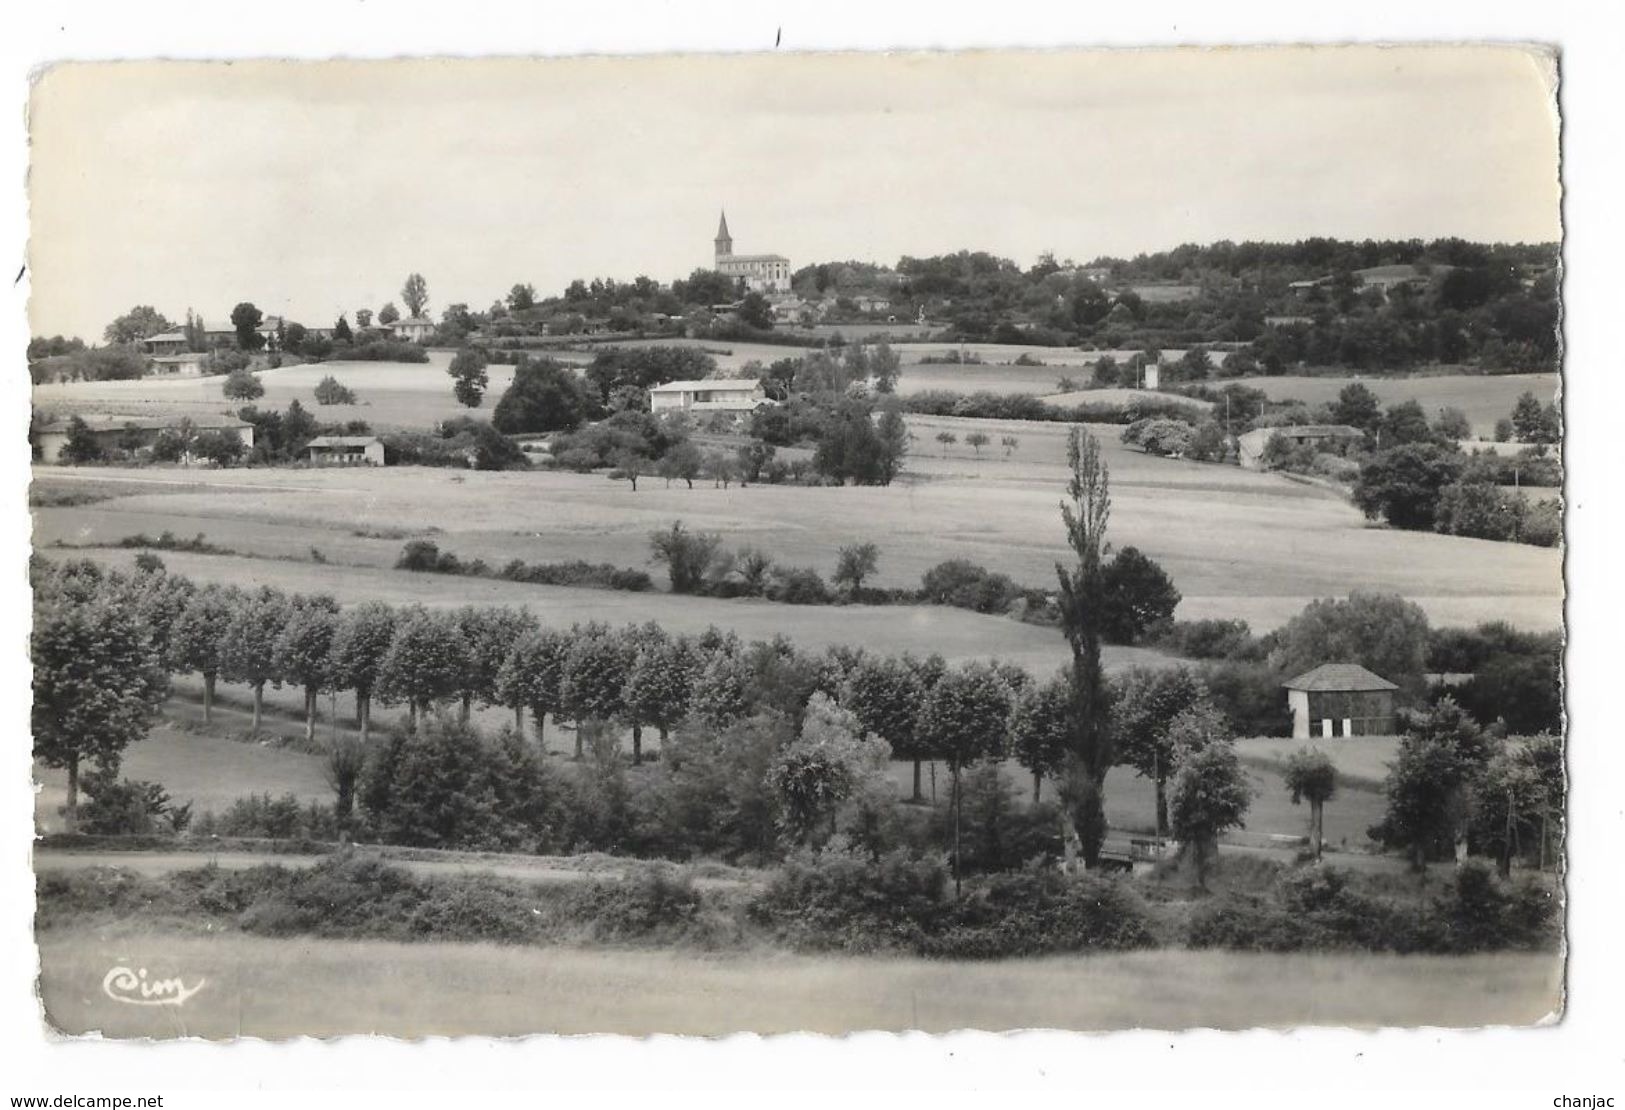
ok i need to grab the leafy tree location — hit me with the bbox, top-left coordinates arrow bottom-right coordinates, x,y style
1379,400 -> 1438,447
166,585 -> 237,721
649,521 -> 721,593
1330,382 -> 1382,432
1435,480 -> 1527,542
273,602 -> 339,744
334,314 -> 353,343
1101,546 -> 1181,644
192,429 -> 246,467
222,367 -> 264,401
769,692 -> 890,845
455,606 -> 536,724
401,273 -> 429,319
870,340 -> 902,393
964,431 -> 991,456
1371,697 -> 1495,868
58,416 -> 104,464
610,448 -> 647,491
376,608 -> 469,731
833,542 -> 880,596
875,401 -> 909,484
494,627 -> 572,748
558,627 -> 635,759
219,587 -> 292,731
689,650 -> 753,732
1284,748 -> 1338,859
658,441 -> 705,488
1271,590 -> 1431,694
328,601 -> 397,742
231,302 -> 265,350
1000,435 -> 1020,456
839,654 -> 928,801
103,305 -> 174,346
32,586 -> 169,825
1510,391 -> 1559,444
935,431 -> 958,449
1454,650 -> 1562,735
448,348 -> 490,408
1353,444 -> 1465,530
492,356 -> 595,434
1009,672 -> 1072,803
1112,666 -> 1211,836
1054,426 -> 1114,868
919,662 -> 1014,896
355,309 -> 374,330
623,634 -> 699,761
507,283 -> 537,312
378,302 -> 401,326
738,291 -> 774,330
1169,741 -> 1251,887
313,375 -> 358,405
1433,406 -> 1472,441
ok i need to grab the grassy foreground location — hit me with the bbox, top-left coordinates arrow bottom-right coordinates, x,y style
37,928 -> 1562,1037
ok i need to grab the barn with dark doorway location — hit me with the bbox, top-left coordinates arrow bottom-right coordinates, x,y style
1283,663 -> 1399,739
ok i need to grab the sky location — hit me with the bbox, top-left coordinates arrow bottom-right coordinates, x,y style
26,46 -> 1561,341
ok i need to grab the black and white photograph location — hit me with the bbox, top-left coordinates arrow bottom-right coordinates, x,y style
7,7 -> 1622,1101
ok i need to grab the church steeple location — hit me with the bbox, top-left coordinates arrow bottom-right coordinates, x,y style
714,210 -> 733,259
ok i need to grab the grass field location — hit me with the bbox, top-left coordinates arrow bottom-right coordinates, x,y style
32,401 -> 1561,635
29,351 -> 593,432
36,928 -> 1562,1036
1243,372 -> 1560,437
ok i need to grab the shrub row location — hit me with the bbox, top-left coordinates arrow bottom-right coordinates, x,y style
394,540 -> 653,592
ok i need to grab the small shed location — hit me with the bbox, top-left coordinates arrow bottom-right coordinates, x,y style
1283,663 -> 1399,739
303,435 -> 386,467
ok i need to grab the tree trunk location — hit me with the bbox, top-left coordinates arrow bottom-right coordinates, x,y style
911,760 -> 923,803
1154,776 -> 1169,840
632,724 -> 643,765
202,672 -> 216,723
251,683 -> 264,731
1310,798 -> 1324,861
514,704 -> 524,734
359,693 -> 371,744
64,756 -> 79,831
408,700 -> 420,733
574,727 -> 584,761
951,767 -> 962,900
1032,771 -> 1042,806
460,693 -> 473,724
304,686 -> 318,745
532,707 -> 547,752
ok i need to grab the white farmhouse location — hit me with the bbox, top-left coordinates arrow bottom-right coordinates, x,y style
648,379 -> 768,414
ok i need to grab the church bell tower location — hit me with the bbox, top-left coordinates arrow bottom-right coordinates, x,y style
714,210 -> 733,261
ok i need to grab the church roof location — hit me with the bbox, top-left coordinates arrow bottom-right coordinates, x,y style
716,210 -> 731,240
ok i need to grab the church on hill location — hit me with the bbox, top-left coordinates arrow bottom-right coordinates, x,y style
713,211 -> 791,294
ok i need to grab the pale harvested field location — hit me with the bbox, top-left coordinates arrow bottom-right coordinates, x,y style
29,351 -> 593,432
34,409 -> 1563,635
1242,372 -> 1560,436
36,929 -> 1563,1036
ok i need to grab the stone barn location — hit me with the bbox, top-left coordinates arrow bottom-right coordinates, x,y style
1283,663 -> 1399,739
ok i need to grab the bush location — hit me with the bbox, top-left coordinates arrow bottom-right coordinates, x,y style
748,847 -> 949,952
221,367 -> 264,401
333,339 -> 431,364
765,565 -> 832,605
1153,618 -> 1265,662
919,559 -> 1023,614
314,375 -> 358,405
919,868 -> 1157,958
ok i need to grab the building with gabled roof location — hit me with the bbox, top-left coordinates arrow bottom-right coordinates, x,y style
1283,663 -> 1399,739
713,210 -> 791,293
